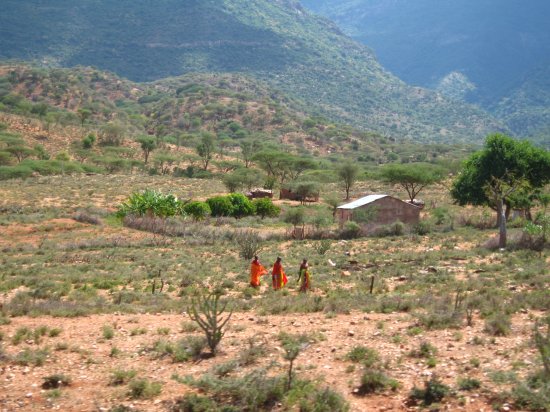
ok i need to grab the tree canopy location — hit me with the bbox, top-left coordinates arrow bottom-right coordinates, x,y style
451,134 -> 550,210
450,133 -> 550,247
380,162 -> 445,202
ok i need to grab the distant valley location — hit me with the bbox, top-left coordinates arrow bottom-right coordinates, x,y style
301,0 -> 550,145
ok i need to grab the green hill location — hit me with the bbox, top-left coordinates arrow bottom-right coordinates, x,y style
301,0 -> 550,141
0,64 -> 475,173
0,0 -> 506,143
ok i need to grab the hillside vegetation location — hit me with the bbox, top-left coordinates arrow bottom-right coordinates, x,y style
0,0 -> 506,143
0,64 -> 476,182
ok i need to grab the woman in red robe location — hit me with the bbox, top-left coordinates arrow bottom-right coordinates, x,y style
271,257 -> 288,290
250,255 -> 268,288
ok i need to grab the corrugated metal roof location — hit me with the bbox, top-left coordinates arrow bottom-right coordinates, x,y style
337,194 -> 388,210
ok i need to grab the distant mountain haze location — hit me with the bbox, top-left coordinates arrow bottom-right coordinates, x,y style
301,0 -> 550,144
0,0 -> 508,143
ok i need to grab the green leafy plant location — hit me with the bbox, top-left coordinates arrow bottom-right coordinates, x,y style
117,189 -> 184,218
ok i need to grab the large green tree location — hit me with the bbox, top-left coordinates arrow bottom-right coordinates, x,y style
380,162 -> 445,202
451,133 -> 550,247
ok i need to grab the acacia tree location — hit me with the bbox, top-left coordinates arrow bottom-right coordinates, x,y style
136,135 -> 157,164
451,134 -> 550,247
77,108 -> 92,127
380,163 -> 445,202
196,133 -> 216,170
239,138 -> 262,168
338,163 -> 359,200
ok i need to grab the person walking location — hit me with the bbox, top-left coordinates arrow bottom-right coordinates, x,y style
297,258 -> 311,292
271,257 -> 288,290
250,255 -> 268,288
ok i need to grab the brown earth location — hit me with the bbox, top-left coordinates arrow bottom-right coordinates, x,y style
0,309 -> 536,412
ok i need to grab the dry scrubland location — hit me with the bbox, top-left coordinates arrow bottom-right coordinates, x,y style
0,175 -> 548,411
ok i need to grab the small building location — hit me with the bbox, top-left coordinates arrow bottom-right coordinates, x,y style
246,189 -> 273,200
337,194 -> 421,228
280,187 -> 319,203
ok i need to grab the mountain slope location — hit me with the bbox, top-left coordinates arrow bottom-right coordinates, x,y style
301,0 -> 550,141
0,0 -> 506,143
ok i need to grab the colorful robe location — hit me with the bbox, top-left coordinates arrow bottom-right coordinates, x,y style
272,262 -> 288,290
250,260 -> 268,287
298,265 -> 311,292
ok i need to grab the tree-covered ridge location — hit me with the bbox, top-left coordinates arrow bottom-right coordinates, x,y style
0,64 -> 477,182
492,66 -> 550,148
0,64 -> 387,157
0,0 -> 505,143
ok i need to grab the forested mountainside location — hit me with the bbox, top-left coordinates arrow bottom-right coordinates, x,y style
301,0 -> 550,143
0,0 -> 506,143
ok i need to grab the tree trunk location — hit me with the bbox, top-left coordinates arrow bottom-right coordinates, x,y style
498,198 -> 507,249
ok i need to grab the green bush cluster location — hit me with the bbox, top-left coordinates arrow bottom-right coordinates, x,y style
117,189 -> 184,218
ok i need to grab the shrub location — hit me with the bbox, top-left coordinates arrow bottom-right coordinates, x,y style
413,220 -> 432,235
188,290 -> 233,355
82,134 -> 96,149
297,386 -> 350,412
457,377 -> 481,391
409,376 -> 450,406
171,394 -> 218,412
228,193 -> 255,219
484,313 -> 511,336
409,341 -> 437,359
346,346 -> 380,367
182,367 -> 285,410
234,229 -> 263,260
173,336 -> 207,362
14,348 -> 49,366
511,380 -> 550,411
183,201 -> 210,221
73,210 -> 102,225
206,196 -> 233,217
340,221 -> 362,239
316,239 -> 332,255
253,198 -> 280,219
357,369 -> 398,395
0,165 -> 33,180
102,324 -> 115,340
117,189 -> 184,218
110,369 -> 137,386
128,378 -> 162,399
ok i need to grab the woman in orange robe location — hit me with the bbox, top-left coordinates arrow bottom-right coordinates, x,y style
250,255 -> 268,288
271,257 -> 288,290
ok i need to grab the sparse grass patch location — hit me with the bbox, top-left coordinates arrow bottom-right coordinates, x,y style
110,369 -> 137,386
102,324 -> 115,340
14,348 -> 49,366
457,377 -> 481,391
357,369 -> 399,395
345,346 -> 380,367
128,378 -> 162,399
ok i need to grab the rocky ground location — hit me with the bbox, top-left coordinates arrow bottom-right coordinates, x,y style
0,309 -> 537,411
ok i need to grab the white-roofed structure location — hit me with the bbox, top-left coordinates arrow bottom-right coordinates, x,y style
337,194 -> 421,229
336,194 -> 388,210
